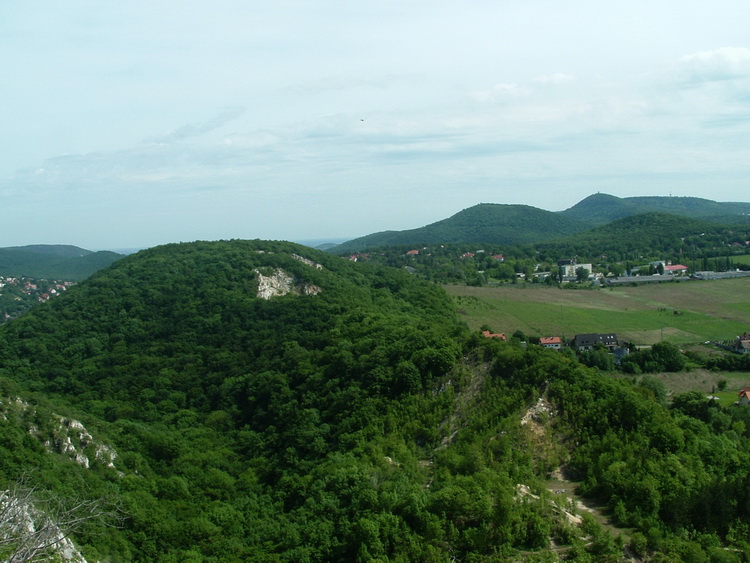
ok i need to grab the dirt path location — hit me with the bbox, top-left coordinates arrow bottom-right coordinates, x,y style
546,466 -> 631,541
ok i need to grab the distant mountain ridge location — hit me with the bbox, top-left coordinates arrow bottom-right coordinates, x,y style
331,194 -> 750,252
0,244 -> 123,280
560,193 -> 750,225
332,204 -> 589,253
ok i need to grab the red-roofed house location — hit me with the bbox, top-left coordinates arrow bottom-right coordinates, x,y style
405,250 -> 419,256
482,330 -> 507,341
540,336 -> 562,350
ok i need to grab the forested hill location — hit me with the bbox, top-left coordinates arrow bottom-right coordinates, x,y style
2,239 -> 750,560
534,212 -> 750,262
331,203 -> 588,253
0,244 -> 123,280
561,193 -> 750,226
330,194 -> 750,253
1,240 -> 463,402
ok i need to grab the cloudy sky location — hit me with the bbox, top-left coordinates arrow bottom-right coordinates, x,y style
2,1 -> 749,250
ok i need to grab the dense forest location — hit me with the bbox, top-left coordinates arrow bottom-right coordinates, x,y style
1,240 -> 749,561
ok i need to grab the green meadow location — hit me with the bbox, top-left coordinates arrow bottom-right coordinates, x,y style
446,276 -> 750,345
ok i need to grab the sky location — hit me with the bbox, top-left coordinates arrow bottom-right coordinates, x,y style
1,1 -> 750,250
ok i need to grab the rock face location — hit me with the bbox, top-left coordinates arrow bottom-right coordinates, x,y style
46,416 -> 119,471
291,254 -> 323,270
255,268 -> 295,300
254,268 -> 321,300
0,397 -> 119,472
0,488 -> 88,563
0,398 -> 120,561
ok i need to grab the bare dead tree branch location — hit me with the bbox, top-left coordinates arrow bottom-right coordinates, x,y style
0,474 -> 123,563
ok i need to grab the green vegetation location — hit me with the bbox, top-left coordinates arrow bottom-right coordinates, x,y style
1,240 -> 750,560
0,245 -> 123,280
536,212 -> 750,267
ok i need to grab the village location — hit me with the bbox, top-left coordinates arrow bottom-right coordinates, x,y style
348,245 -> 750,288
0,275 -> 75,322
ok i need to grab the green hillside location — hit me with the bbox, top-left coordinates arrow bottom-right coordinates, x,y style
0,244 -> 123,280
332,194 -> 750,254
535,212 -> 750,263
331,204 -> 588,253
562,193 -> 750,226
1,240 -> 750,560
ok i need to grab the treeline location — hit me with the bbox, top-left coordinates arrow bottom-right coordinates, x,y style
341,214 -> 750,286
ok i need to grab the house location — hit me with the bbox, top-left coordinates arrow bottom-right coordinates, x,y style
737,388 -> 750,405
734,333 -> 750,354
492,254 -> 505,262
612,347 -> 630,365
558,260 -> 593,281
405,250 -> 419,256
665,264 -> 689,275
540,336 -> 562,350
574,333 -> 618,351
482,330 -> 507,341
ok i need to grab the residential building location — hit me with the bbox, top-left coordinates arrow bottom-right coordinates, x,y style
574,333 -> 619,351
558,260 -> 593,281
540,336 -> 562,350
482,330 -> 507,341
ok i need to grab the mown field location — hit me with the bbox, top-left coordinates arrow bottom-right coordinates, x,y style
446,276 -> 750,345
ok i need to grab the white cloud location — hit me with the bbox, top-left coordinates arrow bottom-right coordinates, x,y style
675,47 -> 750,84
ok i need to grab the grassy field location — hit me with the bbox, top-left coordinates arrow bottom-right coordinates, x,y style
612,370 -> 750,407
446,277 -> 750,345
446,278 -> 750,399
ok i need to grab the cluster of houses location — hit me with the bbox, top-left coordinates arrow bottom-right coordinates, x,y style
0,276 -> 75,322
559,259 -> 692,283
0,276 -> 74,300
482,330 -> 629,357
